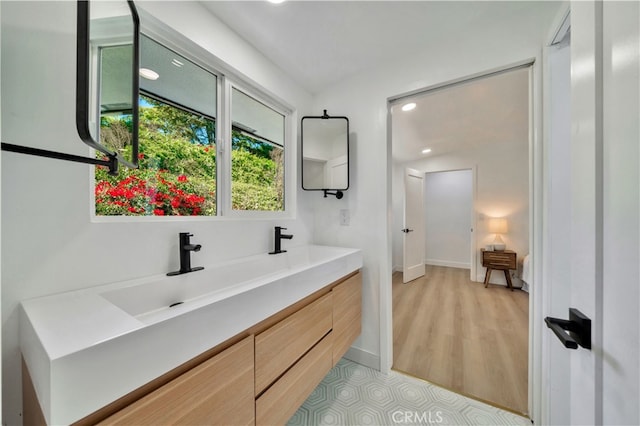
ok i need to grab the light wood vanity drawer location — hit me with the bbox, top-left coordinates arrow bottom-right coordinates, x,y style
332,272 -> 362,365
256,332 -> 333,426
255,292 -> 333,395
98,335 -> 255,426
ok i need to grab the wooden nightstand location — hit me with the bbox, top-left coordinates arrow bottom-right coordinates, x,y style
481,249 -> 517,290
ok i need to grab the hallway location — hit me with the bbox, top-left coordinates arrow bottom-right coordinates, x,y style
392,266 -> 529,414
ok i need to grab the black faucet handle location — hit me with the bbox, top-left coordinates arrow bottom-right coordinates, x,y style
168,233 -> 203,276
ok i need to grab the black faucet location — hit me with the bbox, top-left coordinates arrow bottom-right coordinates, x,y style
269,226 -> 293,255
167,232 -> 204,276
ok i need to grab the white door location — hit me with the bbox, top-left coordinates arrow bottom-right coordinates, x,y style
544,2 -> 639,424
402,168 -> 425,283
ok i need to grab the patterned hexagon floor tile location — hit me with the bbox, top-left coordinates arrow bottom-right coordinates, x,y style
288,359 -> 529,426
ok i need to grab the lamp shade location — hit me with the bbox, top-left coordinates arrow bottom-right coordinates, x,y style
488,218 -> 508,234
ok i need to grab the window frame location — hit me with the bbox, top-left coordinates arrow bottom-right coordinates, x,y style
222,80 -> 292,218
90,25 -> 296,222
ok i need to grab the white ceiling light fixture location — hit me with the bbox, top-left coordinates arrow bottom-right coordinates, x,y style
401,102 -> 416,112
421,148 -> 432,154
171,59 -> 184,68
139,68 -> 159,80
267,0 -> 286,4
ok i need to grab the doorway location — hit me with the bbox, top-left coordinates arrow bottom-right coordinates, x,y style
424,169 -> 474,276
401,168 -> 474,283
389,64 -> 532,414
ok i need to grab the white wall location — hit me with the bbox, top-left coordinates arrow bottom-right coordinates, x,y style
424,170 -> 472,269
0,2 -> 313,424
310,4 -> 559,370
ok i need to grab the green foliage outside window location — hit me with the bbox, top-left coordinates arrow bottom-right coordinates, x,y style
231,131 -> 284,212
95,95 -> 284,216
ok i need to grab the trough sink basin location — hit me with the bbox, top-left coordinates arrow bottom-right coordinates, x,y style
99,244 -> 354,324
99,251 -> 289,323
19,244 -> 362,425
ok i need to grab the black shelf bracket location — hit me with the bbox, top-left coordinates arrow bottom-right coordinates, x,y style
1,142 -> 119,175
545,308 -> 591,350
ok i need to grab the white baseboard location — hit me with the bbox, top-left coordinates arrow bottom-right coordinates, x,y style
394,262 -> 471,273
343,346 -> 380,370
425,259 -> 470,269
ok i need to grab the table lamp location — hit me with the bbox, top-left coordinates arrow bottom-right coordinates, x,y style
488,218 -> 508,251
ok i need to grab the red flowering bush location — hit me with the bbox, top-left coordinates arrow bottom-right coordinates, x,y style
95,134 -> 216,216
95,167 -> 212,216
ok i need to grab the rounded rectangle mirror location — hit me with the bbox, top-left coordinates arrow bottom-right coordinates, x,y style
76,0 -> 140,171
301,111 -> 349,198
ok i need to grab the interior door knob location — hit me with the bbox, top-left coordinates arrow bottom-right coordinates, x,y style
545,308 -> 591,350
401,228 -> 414,233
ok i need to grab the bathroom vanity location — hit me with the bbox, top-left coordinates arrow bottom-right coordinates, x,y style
20,245 -> 362,425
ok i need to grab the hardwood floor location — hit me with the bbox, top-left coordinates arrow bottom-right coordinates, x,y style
392,266 -> 529,414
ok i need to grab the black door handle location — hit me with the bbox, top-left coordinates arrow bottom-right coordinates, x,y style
545,308 -> 591,350
401,228 -> 414,233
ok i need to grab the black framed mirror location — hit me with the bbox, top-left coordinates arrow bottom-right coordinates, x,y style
76,0 -> 140,171
1,1 -> 140,173
301,110 -> 349,199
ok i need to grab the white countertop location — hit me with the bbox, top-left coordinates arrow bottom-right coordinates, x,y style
20,244 -> 362,425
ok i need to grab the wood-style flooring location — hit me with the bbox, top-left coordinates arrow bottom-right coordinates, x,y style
392,266 -> 529,414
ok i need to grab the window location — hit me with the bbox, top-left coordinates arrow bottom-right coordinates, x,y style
95,36 -> 218,216
231,88 -> 285,212
94,35 -> 290,217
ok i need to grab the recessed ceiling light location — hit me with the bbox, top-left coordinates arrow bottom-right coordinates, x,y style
401,102 -> 416,112
267,0 -> 286,4
421,148 -> 432,154
139,68 -> 159,80
171,59 -> 184,68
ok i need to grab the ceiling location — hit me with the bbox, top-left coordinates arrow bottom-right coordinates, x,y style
391,67 -> 530,162
199,2 -> 550,163
201,1 -> 558,95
